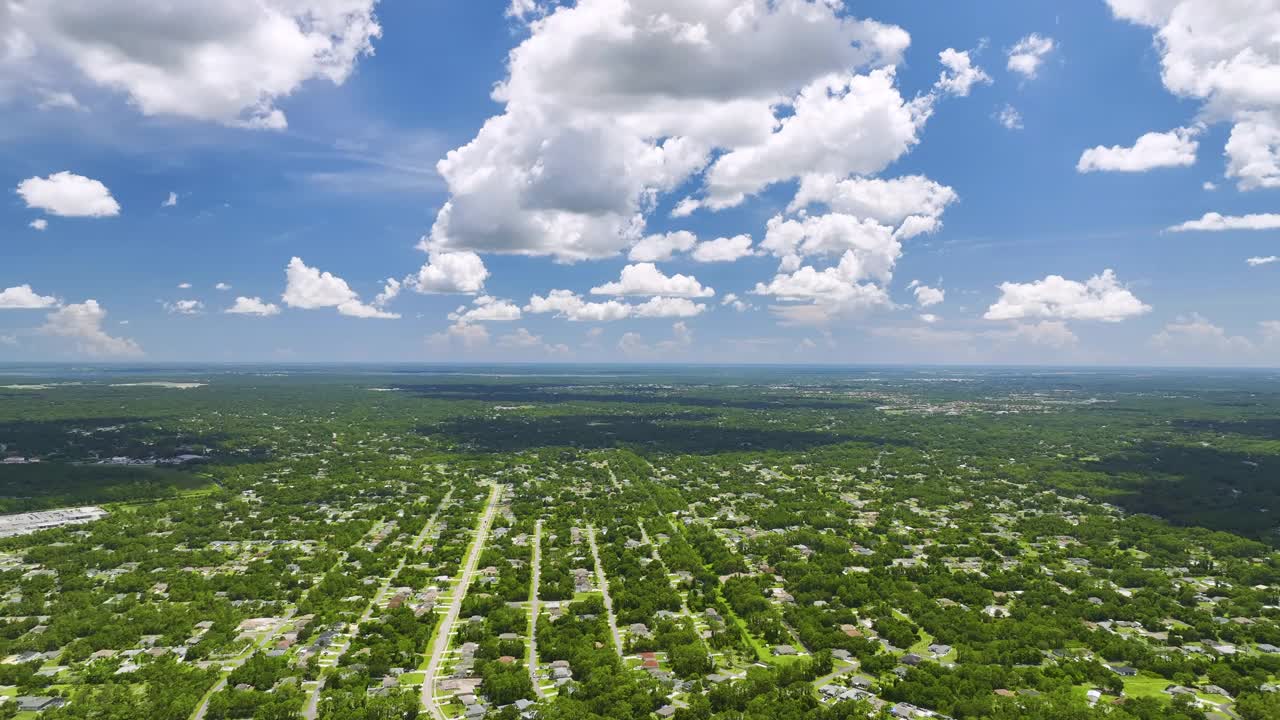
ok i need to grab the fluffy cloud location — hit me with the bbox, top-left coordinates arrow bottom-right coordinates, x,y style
425,0 -> 914,261
697,68 -> 931,210
215,282 -> 232,291
525,290 -> 634,322
1077,127 -> 1199,173
691,235 -> 756,263
1106,1 -> 1280,190
908,280 -> 945,307
591,263 -> 714,297
449,295 -> 522,323
748,207 -> 920,325
4,1 -> 381,128
225,296 -> 280,316
525,289 -> 704,321
985,269 -> 1151,322
29,218 -> 47,231
789,174 -> 957,234
1248,255 -> 1278,266
0,285 -> 58,309
632,297 -> 706,318
164,299 -> 204,315
177,283 -> 193,289
1225,113 -> 1280,189
1167,212 -> 1280,232
1007,33 -> 1055,79
282,257 -> 399,319
163,192 -> 178,208
761,213 -> 901,281
935,48 -> 990,97
41,300 -> 141,357
406,249 -> 489,294
753,252 -> 894,326
16,172 -> 120,217
628,231 -> 698,262
754,253 -> 892,303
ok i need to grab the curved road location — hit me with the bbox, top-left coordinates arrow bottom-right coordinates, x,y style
422,484 -> 502,719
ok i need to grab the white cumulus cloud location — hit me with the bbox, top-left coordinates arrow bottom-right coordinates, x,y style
908,280 -> 945,307
1105,1 -> 1280,190
16,172 -> 120,217
1225,113 -> 1280,190
282,256 -> 399,319
406,249 -> 489,294
4,1 -> 381,129
29,218 -> 47,231
789,174 -> 957,234
985,269 -> 1151,322
698,68 -> 931,210
449,295 -> 523,323
628,231 -> 698,262
226,296 -> 280,316
525,290 -> 634,322
524,289 -> 705,321
632,297 -> 706,318
41,300 -> 141,357
1007,33 -> 1055,79
1077,127 -> 1199,173
0,285 -> 58,309
691,235 -> 756,263
935,48 -> 991,97
591,263 -> 714,297
1247,255 -> 1278,266
424,0 -> 915,261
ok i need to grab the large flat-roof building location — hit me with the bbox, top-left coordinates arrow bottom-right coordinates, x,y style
0,507 -> 108,538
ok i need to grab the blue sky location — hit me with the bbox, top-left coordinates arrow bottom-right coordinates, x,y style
2,0 -> 1278,365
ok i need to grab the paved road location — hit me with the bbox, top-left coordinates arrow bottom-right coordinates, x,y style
812,661 -> 861,690
302,491 -> 454,720
422,484 -> 502,719
190,611 -> 294,720
587,525 -> 624,657
527,519 -> 546,698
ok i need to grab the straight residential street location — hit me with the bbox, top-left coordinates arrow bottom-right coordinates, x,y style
422,484 -> 503,719
302,490 -> 453,720
587,525 -> 624,658
527,519 -> 546,698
